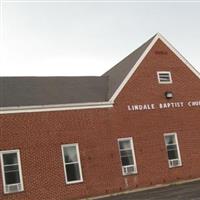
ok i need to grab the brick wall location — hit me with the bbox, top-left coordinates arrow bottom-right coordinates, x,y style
0,39 -> 200,200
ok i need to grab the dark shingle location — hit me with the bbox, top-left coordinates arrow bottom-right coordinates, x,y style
102,35 -> 156,99
0,77 -> 108,107
0,35 -> 156,108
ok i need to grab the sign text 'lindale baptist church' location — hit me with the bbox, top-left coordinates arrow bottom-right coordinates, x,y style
128,100 -> 200,111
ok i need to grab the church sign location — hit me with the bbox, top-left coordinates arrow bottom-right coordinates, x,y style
128,100 -> 200,111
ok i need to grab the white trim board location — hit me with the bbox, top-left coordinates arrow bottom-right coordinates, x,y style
0,102 -> 113,115
109,33 -> 200,102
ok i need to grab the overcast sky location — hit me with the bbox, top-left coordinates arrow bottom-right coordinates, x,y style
1,1 -> 200,76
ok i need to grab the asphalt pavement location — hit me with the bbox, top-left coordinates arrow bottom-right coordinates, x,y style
100,180 -> 200,200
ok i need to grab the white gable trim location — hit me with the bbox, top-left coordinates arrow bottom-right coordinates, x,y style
158,33 -> 200,80
109,34 -> 159,102
0,101 -> 113,114
110,33 -> 200,102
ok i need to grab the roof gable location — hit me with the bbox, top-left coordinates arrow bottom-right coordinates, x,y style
1,33 -> 200,113
106,33 -> 200,102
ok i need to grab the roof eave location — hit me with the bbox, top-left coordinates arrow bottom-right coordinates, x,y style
0,101 -> 114,115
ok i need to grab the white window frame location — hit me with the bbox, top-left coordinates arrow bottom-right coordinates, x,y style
157,71 -> 172,84
0,149 -> 24,194
118,137 -> 138,176
164,132 -> 182,168
61,143 -> 83,184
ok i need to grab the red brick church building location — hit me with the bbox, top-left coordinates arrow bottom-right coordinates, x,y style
1,33 -> 200,200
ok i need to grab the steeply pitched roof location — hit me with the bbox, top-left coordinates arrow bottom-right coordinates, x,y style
102,34 -> 157,100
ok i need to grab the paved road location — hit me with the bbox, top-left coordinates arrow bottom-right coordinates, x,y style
100,180 -> 200,200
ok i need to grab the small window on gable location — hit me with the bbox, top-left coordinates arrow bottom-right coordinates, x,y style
157,71 -> 172,84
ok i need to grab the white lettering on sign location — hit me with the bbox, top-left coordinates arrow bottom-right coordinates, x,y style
128,104 -> 155,111
159,102 -> 184,109
188,101 -> 200,107
128,100 -> 200,111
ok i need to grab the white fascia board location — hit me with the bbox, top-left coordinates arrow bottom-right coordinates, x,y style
0,101 -> 113,115
109,34 -> 160,102
158,33 -> 200,80
110,33 -> 200,102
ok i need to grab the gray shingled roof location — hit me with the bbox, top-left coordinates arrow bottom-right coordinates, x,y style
0,35 -> 155,108
102,35 -> 156,99
0,77 -> 109,107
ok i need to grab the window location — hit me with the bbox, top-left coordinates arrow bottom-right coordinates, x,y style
118,138 -> 137,175
0,150 -> 24,194
164,133 -> 182,168
157,71 -> 172,84
61,144 -> 83,184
